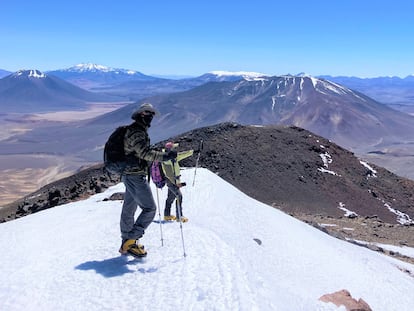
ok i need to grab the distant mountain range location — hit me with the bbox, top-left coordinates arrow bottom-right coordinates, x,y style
47,63 -> 271,85
319,74 -> 414,87
1,64 -> 413,161
319,75 -> 414,113
2,63 -> 414,110
0,64 -> 264,105
2,74 -> 413,163
2,63 -> 414,85
0,69 -> 122,113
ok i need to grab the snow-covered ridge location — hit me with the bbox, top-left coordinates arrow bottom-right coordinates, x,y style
72,63 -> 111,72
209,70 -> 269,79
65,63 -> 138,75
1,168 -> 413,310
13,69 -> 46,78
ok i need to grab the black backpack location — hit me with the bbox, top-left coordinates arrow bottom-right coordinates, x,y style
103,125 -> 129,174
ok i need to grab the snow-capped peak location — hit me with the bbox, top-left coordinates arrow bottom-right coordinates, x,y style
70,63 -> 112,72
66,63 -> 138,75
13,69 -> 46,79
209,70 -> 269,78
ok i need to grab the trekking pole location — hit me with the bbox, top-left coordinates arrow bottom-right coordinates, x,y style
192,139 -> 204,187
155,187 -> 164,246
171,158 -> 187,257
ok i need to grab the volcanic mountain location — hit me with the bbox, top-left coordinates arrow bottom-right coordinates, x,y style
0,69 -> 120,113
89,75 -> 414,152
47,63 -> 161,90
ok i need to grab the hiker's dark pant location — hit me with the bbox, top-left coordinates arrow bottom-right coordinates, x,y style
164,180 -> 183,217
120,174 -> 156,240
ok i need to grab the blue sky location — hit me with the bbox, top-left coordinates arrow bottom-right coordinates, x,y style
1,0 -> 413,77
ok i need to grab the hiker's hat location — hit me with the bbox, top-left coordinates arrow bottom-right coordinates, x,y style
165,141 -> 179,149
131,103 -> 158,120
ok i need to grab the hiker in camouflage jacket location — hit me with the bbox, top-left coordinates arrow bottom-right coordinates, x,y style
119,103 -> 176,258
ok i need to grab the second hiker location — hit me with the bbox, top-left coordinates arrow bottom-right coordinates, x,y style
162,141 -> 193,222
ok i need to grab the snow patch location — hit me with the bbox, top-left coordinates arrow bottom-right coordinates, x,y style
28,70 -> 46,78
338,202 -> 358,218
317,167 -> 340,176
383,202 -> 413,225
309,76 -> 318,88
320,152 -> 333,167
14,69 -> 46,78
360,161 -> 377,178
318,152 -> 341,176
320,80 -> 348,95
300,78 -> 305,91
271,96 -> 277,110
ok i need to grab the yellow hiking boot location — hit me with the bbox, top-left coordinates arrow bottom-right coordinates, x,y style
177,216 -> 188,223
119,239 -> 147,257
164,215 -> 177,221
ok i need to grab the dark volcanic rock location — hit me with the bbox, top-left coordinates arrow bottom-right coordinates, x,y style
0,164 -> 120,222
159,123 -> 414,225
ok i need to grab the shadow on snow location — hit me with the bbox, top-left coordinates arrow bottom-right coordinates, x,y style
75,256 -> 152,278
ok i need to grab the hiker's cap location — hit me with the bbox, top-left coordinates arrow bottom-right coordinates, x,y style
131,103 -> 158,120
165,141 -> 179,149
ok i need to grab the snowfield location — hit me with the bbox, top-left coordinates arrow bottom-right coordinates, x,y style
1,168 -> 414,310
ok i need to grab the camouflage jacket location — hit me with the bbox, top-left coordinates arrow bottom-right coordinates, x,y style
123,121 -> 164,175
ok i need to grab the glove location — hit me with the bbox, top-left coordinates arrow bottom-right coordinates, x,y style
163,150 -> 177,161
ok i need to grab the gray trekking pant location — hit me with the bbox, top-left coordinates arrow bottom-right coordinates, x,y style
164,180 -> 183,217
120,174 -> 156,240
